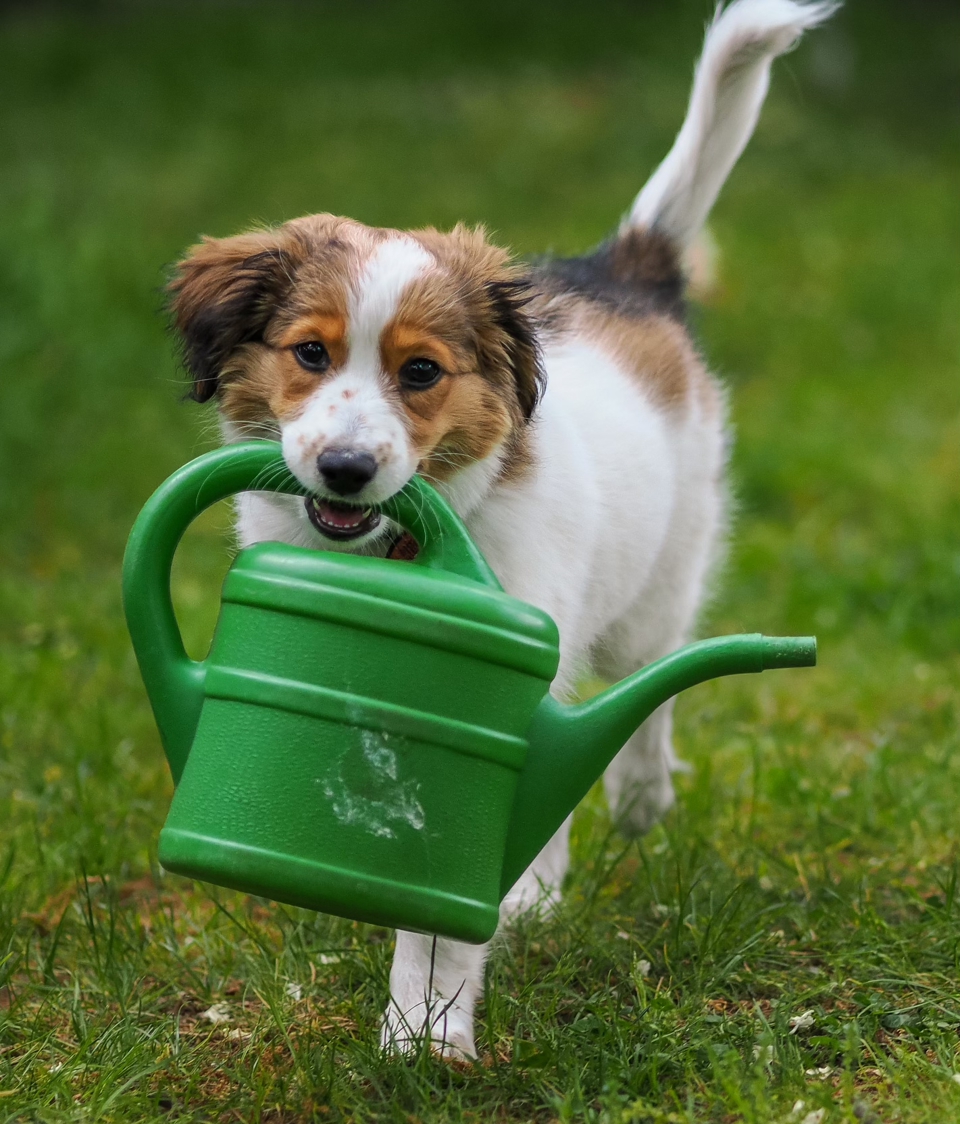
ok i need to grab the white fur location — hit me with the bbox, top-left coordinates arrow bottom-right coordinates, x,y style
350,238 -> 434,355
226,0 -> 831,1059
625,0 -> 837,246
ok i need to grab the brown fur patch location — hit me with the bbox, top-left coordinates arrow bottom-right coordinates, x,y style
276,313 -> 349,368
376,280 -> 522,483
578,304 -> 713,413
607,228 -> 682,288
408,373 -> 515,484
380,321 -> 458,379
396,225 -> 543,480
218,345 -> 326,427
410,225 -> 544,420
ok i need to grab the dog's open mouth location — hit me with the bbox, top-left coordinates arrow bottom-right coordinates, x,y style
305,496 -> 382,541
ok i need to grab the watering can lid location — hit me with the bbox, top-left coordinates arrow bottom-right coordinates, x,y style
224,541 -> 562,680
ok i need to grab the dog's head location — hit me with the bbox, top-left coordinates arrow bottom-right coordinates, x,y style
169,215 -> 543,544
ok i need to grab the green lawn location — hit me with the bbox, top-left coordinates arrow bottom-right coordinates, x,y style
1,1 -> 959,1120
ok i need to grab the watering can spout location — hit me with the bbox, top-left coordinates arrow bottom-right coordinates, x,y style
499,634 -> 816,898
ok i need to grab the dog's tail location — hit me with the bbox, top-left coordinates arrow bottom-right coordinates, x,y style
623,0 -> 837,249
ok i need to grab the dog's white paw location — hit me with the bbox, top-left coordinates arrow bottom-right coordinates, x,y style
380,999 -> 477,1060
610,773 -> 677,838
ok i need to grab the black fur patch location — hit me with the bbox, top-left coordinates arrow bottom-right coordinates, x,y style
171,247 -> 297,403
483,277 -> 545,420
532,228 -> 686,322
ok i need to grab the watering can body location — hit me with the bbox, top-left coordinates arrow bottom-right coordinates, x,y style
123,442 -> 815,944
162,545 -> 559,943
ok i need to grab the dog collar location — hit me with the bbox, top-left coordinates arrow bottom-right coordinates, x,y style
386,530 -> 420,561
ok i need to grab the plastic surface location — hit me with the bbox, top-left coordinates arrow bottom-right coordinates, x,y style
123,442 -> 560,942
123,441 -> 816,943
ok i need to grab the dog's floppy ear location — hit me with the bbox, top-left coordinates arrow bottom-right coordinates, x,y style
482,277 -> 544,421
168,230 -> 300,403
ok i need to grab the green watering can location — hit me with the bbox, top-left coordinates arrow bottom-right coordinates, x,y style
123,441 -> 816,945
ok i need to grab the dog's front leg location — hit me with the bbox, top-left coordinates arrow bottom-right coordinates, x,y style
381,931 -> 488,1059
500,815 -> 572,919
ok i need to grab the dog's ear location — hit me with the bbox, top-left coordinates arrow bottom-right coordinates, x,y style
482,277 -> 544,421
168,230 -> 300,403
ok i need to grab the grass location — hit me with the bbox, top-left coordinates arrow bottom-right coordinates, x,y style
1,0 -> 959,1119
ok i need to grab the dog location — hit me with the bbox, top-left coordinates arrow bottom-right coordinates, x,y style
167,0 -> 835,1059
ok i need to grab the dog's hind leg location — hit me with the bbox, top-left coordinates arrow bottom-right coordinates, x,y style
596,668 -> 686,838
594,433 -> 727,837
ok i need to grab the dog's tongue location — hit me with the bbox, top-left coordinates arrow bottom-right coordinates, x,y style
305,494 -> 380,541
317,500 -> 366,529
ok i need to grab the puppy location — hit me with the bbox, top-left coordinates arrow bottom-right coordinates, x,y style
168,0 -> 835,1058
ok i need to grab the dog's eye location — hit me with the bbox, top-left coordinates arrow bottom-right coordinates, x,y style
293,341 -> 330,373
400,358 -> 442,390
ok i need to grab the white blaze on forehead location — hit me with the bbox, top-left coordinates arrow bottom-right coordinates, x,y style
278,236 -> 432,503
348,237 -> 434,368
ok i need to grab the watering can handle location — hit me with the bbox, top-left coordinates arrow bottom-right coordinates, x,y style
121,440 -> 500,783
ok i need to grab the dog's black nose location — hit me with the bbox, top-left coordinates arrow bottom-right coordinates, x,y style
316,449 -> 378,496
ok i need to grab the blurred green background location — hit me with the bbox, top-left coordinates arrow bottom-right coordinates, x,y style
1,2 -> 959,1120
